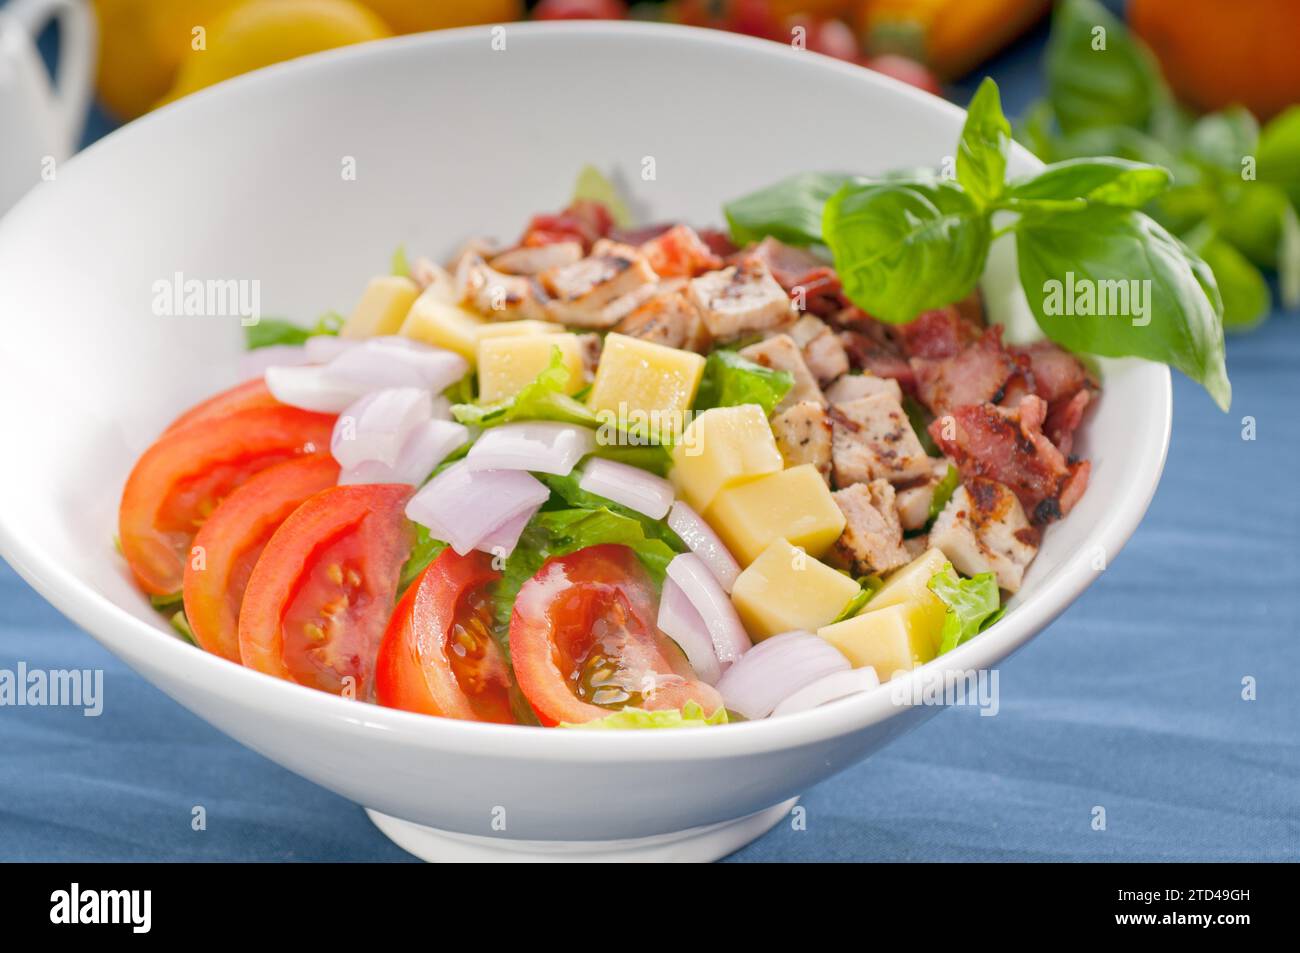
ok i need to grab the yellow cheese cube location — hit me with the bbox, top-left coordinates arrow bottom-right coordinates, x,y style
818,603 -> 937,679
587,333 -> 706,441
477,334 -> 585,404
731,538 -> 861,641
866,547 -> 950,651
669,405 -> 783,512
706,464 -> 846,565
341,275 -> 420,339
400,291 -> 559,364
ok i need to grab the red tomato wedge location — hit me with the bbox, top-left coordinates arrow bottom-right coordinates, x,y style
375,549 -> 515,724
238,484 -> 414,698
164,378 -> 282,434
118,406 -> 335,596
509,544 -> 724,726
182,455 -> 340,662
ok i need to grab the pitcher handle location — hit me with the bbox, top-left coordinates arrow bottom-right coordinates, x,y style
5,0 -> 96,156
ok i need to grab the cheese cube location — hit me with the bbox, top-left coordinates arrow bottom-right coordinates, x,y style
400,290 -> 558,363
587,333 -> 706,441
706,464 -> 846,565
731,538 -> 861,641
341,275 -> 420,339
670,405 -> 783,512
477,334 -> 585,404
865,547 -> 949,651
818,603 -> 937,679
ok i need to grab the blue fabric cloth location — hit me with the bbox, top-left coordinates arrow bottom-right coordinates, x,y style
2,10 -> 1297,862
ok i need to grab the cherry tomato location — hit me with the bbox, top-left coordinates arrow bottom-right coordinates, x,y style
164,378 -> 281,434
863,54 -> 943,96
509,544 -> 724,726
238,484 -> 414,698
375,549 -> 515,723
533,0 -> 626,20
119,406 -> 335,596
182,455 -> 340,662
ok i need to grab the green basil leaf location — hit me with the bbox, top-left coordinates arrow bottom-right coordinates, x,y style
724,172 -> 854,247
823,178 -> 991,324
1007,157 -> 1173,208
957,78 -> 1012,208
1257,105 -> 1300,210
1278,204 -> 1300,311
1044,0 -> 1167,135
1015,204 -> 1230,410
1187,107 -> 1259,174
1188,231 -> 1271,332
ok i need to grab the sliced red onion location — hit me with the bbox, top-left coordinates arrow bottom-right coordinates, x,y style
665,553 -> 751,668
656,577 -> 722,685
323,337 -> 468,393
331,387 -> 432,469
240,344 -> 309,379
474,506 -> 538,558
770,667 -> 881,718
715,631 -> 850,720
666,501 -> 741,593
406,462 -> 550,555
466,422 -> 596,476
577,457 -> 675,520
338,419 -> 468,486
265,364 -> 368,413
303,335 -> 360,363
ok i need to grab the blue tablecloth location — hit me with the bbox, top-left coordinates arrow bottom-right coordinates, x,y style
2,12 -> 1297,862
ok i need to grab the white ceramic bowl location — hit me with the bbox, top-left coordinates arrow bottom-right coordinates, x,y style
0,23 -> 1170,861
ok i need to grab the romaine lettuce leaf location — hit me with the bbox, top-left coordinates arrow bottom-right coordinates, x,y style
928,566 -> 1003,655
561,700 -> 728,729
452,346 -> 599,429
693,350 -> 793,417
243,311 -> 343,350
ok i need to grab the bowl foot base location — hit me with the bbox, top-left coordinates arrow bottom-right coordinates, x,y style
366,797 -> 798,863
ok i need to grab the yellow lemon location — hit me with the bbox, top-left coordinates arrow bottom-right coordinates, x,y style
160,0 -> 392,106
359,0 -> 522,34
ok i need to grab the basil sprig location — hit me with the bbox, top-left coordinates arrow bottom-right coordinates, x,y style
723,75 -> 1232,410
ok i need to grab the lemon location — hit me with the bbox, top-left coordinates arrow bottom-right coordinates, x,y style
159,0 -> 392,106
360,0 -> 521,34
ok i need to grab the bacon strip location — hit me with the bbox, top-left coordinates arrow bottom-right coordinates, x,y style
911,326 -> 1026,417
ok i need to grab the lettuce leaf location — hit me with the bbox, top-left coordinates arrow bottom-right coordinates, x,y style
928,465 -> 960,523
928,566 -> 1004,655
391,244 -> 411,278
399,524 -> 448,593
561,700 -> 728,730
244,311 -> 343,350
572,165 -> 632,228
693,350 -> 793,417
452,346 -> 599,429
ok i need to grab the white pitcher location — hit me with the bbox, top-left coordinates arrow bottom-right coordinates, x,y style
0,0 -> 95,216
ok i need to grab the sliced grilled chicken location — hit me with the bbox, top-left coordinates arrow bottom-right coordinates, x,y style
829,392 -> 933,487
825,372 -> 903,405
787,315 -> 849,385
541,240 -> 659,328
771,400 -> 833,483
930,478 -> 1038,593
614,285 -> 712,353
687,258 -> 795,342
456,253 -> 549,321
832,480 -> 911,576
739,333 -> 825,411
490,241 -> 583,276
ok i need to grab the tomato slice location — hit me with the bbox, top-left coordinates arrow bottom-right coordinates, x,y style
238,484 -> 414,698
182,455 -> 340,663
375,549 -> 515,723
164,378 -> 282,434
119,406 -> 335,596
509,544 -> 724,726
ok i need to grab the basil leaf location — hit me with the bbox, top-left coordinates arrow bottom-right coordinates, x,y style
1187,107 -> 1259,174
693,350 -> 793,417
1007,157 -> 1172,208
1045,0 -> 1166,135
1015,204 -> 1230,410
823,178 -> 991,324
1190,232 -> 1271,332
1257,105 -> 1300,210
724,172 -> 853,247
1280,205 -> 1300,310
957,78 -> 1012,208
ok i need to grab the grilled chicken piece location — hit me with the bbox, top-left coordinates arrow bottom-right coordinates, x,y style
446,238 -> 501,275
771,400 -> 833,483
490,241 -> 583,276
456,253 -> 549,321
688,258 -> 796,342
614,285 -> 712,353
739,334 -> 825,411
825,372 -> 903,405
894,459 -> 953,532
787,315 -> 850,385
541,240 -> 659,328
411,257 -> 455,298
639,225 -> 722,278
832,480 -> 911,576
830,392 -> 933,487
930,478 -> 1038,593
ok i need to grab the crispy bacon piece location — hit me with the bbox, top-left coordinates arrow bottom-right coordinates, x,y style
928,395 -> 1089,525
839,329 -> 915,394
741,238 -> 848,316
911,326 -> 1026,417
521,199 -> 615,252
896,305 -> 982,360
1011,339 -> 1096,455
697,228 -> 739,258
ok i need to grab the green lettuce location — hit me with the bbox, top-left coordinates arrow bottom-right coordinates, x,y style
561,701 -> 728,730
452,346 -> 599,430
244,311 -> 343,350
928,465 -> 960,524
572,165 -> 632,228
693,350 -> 793,418
928,566 -> 1004,655
391,244 -> 411,278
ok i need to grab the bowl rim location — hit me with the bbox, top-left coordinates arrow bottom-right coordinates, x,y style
0,20 -> 1173,762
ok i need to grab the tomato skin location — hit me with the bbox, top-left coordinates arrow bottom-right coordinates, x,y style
533,0 -> 625,19
238,484 -> 414,698
863,54 -> 943,96
163,378 -> 281,434
182,455 -> 340,663
509,545 -> 723,726
375,549 -> 515,723
119,406 -> 335,596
